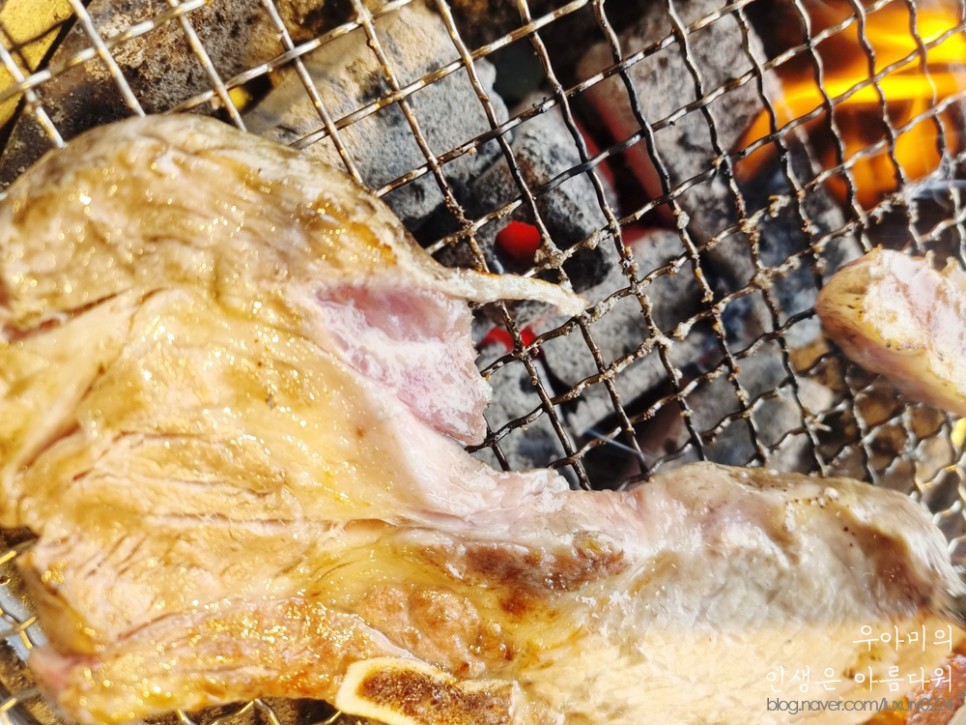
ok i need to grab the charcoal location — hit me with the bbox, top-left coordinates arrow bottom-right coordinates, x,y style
708,148 -> 863,348
560,326 -> 717,487
0,0 -> 289,187
872,173 -> 966,259
541,230 -> 705,381
449,0 -> 587,51
574,0 -> 856,347
534,226 -> 833,485
731,352 -> 826,472
578,0 -> 776,226
538,229 -> 717,477
444,95 -> 614,290
246,3 -> 506,230
630,345 -> 826,474
472,353 -> 569,474
473,315 -> 572,474
448,0 -> 659,84
277,0 -> 382,43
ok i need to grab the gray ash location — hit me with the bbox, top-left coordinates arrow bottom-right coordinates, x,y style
468,193 -> 838,486
246,3 -> 508,231
577,0 -> 776,223
433,94 -> 615,291
473,352 -> 572,479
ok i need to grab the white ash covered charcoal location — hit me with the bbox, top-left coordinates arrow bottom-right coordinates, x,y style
440,95 -> 615,290
472,347 -> 571,476
472,311 -> 576,475
0,0 -> 291,187
710,149 -> 863,349
578,0 -> 775,231
447,1 -> 651,83
641,343 -> 830,474
246,2 -> 507,231
537,227 -> 837,483
539,228 -> 709,383
537,228 -> 717,484
575,0 -> 853,347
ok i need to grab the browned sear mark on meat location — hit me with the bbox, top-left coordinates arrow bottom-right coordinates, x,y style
462,533 -> 626,593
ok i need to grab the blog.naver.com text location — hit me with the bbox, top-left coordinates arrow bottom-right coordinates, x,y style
766,697 -> 958,716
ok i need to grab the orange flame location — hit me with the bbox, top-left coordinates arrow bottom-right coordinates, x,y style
735,0 -> 966,208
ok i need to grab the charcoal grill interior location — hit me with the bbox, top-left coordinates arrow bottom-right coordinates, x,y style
0,0 -> 965,722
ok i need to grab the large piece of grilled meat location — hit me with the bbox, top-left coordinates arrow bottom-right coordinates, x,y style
0,115 -> 962,724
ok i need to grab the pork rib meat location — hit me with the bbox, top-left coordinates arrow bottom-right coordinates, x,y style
0,115 -> 962,725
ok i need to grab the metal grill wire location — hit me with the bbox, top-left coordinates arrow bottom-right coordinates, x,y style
0,0 -> 963,722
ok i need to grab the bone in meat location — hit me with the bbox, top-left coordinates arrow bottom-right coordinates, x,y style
0,115 -> 963,725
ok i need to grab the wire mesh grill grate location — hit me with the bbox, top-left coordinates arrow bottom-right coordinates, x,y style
0,0 -> 965,722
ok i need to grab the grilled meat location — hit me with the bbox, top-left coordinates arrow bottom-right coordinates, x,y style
816,248 -> 966,416
0,115 -> 963,725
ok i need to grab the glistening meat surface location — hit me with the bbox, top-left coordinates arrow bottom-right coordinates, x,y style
0,115 -> 963,725
816,247 -> 966,416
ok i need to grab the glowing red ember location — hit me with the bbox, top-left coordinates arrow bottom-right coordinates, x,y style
496,221 -> 542,265
478,325 -> 539,353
